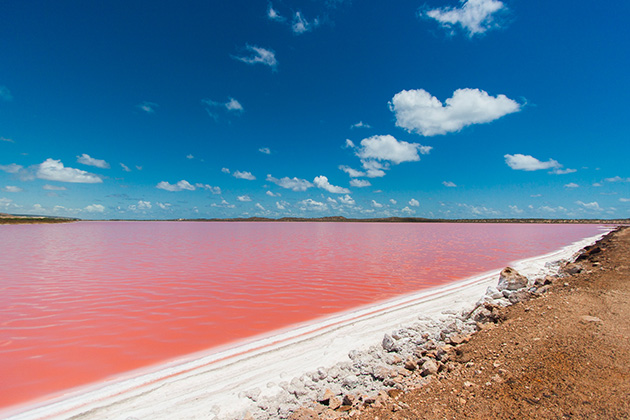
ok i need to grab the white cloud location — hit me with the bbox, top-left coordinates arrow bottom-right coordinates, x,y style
593,183 -> 602,187
390,88 -> 520,136
0,163 -> 23,173
225,98 -> 244,112
255,203 -> 266,211
233,170 -> 256,180
345,139 -> 355,148
361,160 -> 387,178
0,86 -> 13,101
443,181 -> 457,187
339,195 -> 355,205
424,0 -> 507,37
137,101 -> 158,114
233,45 -> 278,70
339,165 -> 366,178
504,154 -> 561,171
43,184 -> 66,191
120,163 -> 131,172
266,190 -> 280,197
267,4 -> 285,21
267,174 -> 313,191
276,200 -> 289,210
314,175 -> 350,194
350,179 -> 371,188
186,154 -> 194,159
212,199 -> 235,209
327,197 -> 338,204
221,168 -> 231,174
605,176 -> 630,183
37,159 -> 102,183
552,168 -> 577,175
203,98 -> 244,118
409,198 -> 420,207
351,121 -> 371,129
299,198 -> 327,212
1,137 -> 14,143
157,202 -> 171,210
564,183 -> 579,188
371,200 -> 383,208
401,206 -> 414,214
195,183 -> 222,194
77,153 -> 110,169
539,205 -> 566,214
2,186 -> 22,192
156,180 -> 196,191
85,204 -> 105,213
509,205 -> 524,214
576,200 -> 601,211
355,135 -> 430,164
259,147 -> 271,155
292,11 -> 316,34
238,195 -> 252,202
619,198 -> 630,203
390,199 -> 397,205
128,201 -> 152,211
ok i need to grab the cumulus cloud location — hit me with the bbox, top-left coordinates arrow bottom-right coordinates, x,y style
267,3 -> 285,21
157,202 -> 171,210
120,163 -> 131,172
37,159 -> 102,183
0,163 -> 23,174
77,153 -> 110,169
360,160 -> 387,178
156,180 -> 196,191
85,204 -> 105,213
354,135 -> 430,164
339,165 -> 366,178
2,186 -> 22,192
276,200 -> 289,210
390,199 -> 397,205
195,183 -> 222,194
576,201 -> 601,211
233,170 -> 256,180
504,154 -> 561,171
128,201 -> 152,211
350,179 -> 371,188
267,174 -> 313,191
255,203 -> 266,211
299,198 -> 327,212
509,205 -> 524,214
0,86 -> 13,101
259,147 -> 271,155
221,168 -> 231,174
619,198 -> 630,203
233,45 -> 278,70
237,195 -> 252,202
292,11 -> 319,34
390,88 -> 520,136
565,183 -> 579,188
266,190 -> 280,197
43,184 -> 66,191
605,176 -> 630,183
371,200 -> 383,208
203,98 -> 244,119
137,101 -> 158,114
409,198 -> 420,207
424,0 -> 507,37
401,206 -> 414,214
314,175 -> 350,194
351,121 -> 371,129
443,181 -> 457,187
339,195 -> 355,205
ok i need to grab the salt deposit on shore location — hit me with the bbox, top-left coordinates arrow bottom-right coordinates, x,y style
4,228 -> 610,420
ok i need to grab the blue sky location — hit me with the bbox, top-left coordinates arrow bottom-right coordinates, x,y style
1,0 -> 629,220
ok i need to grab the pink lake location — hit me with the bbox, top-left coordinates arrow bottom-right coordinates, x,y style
0,221 -> 606,410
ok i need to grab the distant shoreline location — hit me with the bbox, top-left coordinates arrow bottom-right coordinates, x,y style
2,214 -> 628,225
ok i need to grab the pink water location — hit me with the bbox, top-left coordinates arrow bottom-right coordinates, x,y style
0,222 -> 605,410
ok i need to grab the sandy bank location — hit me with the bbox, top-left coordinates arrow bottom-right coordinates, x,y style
3,228 -> 611,420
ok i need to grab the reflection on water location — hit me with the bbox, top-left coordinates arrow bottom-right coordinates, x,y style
0,222 -> 603,408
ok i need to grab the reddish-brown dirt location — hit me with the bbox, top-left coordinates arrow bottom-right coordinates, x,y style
350,226 -> 630,419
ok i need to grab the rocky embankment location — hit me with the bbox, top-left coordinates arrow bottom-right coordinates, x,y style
228,229 -> 626,420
